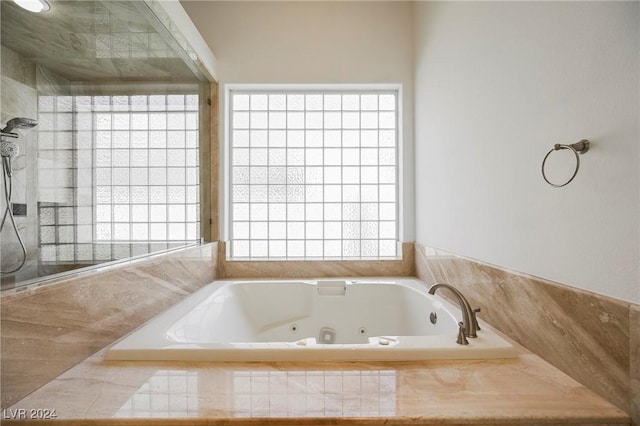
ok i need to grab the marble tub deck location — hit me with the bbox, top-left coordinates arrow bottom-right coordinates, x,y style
4,335 -> 629,425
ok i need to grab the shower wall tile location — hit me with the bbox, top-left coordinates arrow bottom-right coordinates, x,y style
0,242 -> 217,408
217,241 -> 415,279
1,0 -> 199,83
36,64 -> 72,96
415,243 -> 638,425
0,46 -> 36,87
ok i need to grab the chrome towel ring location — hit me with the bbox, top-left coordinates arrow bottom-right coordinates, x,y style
541,139 -> 590,187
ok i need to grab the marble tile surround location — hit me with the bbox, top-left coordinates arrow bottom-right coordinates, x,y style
4,346 -> 629,425
0,240 -> 413,410
217,241 -> 415,279
415,243 -> 639,425
0,242 -> 217,408
631,304 -> 640,424
1,240 -> 636,425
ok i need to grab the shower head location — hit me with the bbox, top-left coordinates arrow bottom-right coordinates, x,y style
0,141 -> 19,159
2,117 -> 38,134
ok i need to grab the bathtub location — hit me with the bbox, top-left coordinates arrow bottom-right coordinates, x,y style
106,278 -> 517,362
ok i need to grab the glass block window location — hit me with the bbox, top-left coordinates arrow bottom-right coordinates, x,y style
228,88 -> 398,259
92,94 -> 200,242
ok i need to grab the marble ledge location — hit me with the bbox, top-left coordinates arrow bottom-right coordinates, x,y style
4,334 -> 629,425
0,421 -> 630,426
0,242 -> 217,302
217,241 -> 415,279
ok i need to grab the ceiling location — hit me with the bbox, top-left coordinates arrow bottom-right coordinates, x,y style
1,0 -> 200,82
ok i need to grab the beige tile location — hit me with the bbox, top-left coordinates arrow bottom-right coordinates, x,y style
630,304 -> 640,425
2,242 -> 634,425
4,350 -> 628,425
209,81 -> 220,241
218,241 -> 415,279
416,243 -> 634,422
0,243 -> 217,408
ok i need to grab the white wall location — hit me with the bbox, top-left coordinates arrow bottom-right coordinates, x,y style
181,0 -> 415,242
414,2 -> 640,303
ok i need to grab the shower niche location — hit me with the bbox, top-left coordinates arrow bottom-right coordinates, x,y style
0,0 -> 214,289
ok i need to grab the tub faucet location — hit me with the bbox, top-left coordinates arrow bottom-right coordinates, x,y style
428,283 -> 479,340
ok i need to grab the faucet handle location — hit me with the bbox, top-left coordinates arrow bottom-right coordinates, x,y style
456,322 -> 469,345
472,307 -> 481,331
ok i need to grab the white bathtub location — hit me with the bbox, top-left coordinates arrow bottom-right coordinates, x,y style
106,278 -> 517,361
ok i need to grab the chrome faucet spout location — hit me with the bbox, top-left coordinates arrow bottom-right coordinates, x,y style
428,283 -> 478,339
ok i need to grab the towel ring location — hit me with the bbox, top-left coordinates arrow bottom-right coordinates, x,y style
541,140 -> 589,187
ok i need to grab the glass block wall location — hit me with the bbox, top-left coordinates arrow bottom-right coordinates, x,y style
228,89 -> 398,259
37,93 -> 200,264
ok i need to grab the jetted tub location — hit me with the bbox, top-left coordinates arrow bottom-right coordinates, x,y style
106,278 -> 517,361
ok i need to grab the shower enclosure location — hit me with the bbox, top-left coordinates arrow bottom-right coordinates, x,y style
0,0 -> 213,289
1,117 -> 39,274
